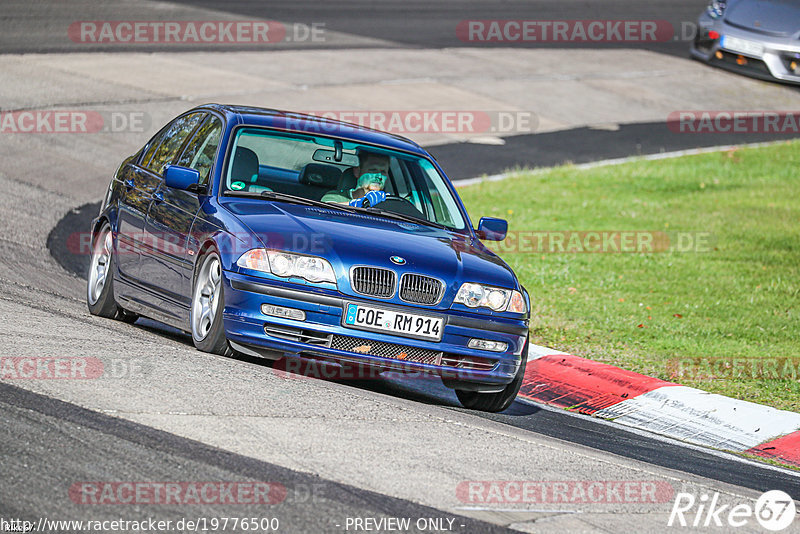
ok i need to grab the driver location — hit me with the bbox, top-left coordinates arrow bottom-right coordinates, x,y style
348,172 -> 386,207
321,150 -> 390,206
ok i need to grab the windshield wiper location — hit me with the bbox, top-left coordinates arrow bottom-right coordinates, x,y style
353,205 -> 449,230
224,190 -> 358,213
224,190 -> 450,229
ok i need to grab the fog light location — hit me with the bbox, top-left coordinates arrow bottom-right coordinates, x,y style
736,55 -> 747,65
261,304 -> 305,321
791,61 -> 798,74
715,50 -> 723,59
468,338 -> 508,352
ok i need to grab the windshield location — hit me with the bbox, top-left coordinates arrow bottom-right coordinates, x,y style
222,127 -> 468,230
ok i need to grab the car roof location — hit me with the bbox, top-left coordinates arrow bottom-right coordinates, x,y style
197,103 -> 428,156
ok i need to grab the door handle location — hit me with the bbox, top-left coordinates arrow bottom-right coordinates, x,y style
152,191 -> 164,203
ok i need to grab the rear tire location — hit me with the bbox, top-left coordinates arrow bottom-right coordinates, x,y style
87,223 -> 120,318
87,222 -> 141,323
455,338 -> 528,413
191,250 -> 232,356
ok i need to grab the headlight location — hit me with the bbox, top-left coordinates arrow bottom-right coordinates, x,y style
707,0 -> 726,19
454,283 -> 527,313
456,283 -> 486,308
288,253 -> 335,283
236,249 -> 336,284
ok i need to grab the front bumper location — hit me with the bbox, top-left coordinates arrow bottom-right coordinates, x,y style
222,271 -> 529,391
691,15 -> 800,84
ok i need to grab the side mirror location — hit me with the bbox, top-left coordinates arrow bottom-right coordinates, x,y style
476,217 -> 508,241
164,165 -> 202,192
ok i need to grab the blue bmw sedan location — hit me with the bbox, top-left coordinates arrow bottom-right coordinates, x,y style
88,104 -> 530,411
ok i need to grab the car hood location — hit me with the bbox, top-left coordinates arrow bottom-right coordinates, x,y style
725,0 -> 800,36
221,199 -> 519,307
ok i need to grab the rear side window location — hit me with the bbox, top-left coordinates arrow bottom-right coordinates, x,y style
140,125 -> 169,169
144,112 -> 204,175
177,116 -> 223,186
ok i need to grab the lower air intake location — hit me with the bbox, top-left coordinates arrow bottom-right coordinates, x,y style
330,335 -> 442,365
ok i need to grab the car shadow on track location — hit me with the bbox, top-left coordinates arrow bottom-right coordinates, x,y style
133,317 -> 537,415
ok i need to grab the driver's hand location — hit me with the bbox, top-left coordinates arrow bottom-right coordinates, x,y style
349,190 -> 386,207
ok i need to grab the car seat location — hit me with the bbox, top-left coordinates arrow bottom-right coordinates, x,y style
231,146 -> 272,193
300,163 -> 342,200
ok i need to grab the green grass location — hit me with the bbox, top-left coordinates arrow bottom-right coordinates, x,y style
458,141 -> 800,412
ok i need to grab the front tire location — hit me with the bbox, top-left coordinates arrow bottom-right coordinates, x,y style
455,338 -> 528,412
191,250 -> 232,356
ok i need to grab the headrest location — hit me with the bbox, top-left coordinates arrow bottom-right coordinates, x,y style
231,146 -> 259,182
338,167 -> 357,191
299,163 -> 342,188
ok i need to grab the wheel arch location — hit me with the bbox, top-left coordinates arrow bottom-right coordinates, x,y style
91,215 -> 109,236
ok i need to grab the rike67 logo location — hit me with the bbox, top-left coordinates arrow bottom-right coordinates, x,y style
669,490 -> 796,531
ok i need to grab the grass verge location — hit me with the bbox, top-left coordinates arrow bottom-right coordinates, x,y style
458,141 -> 800,412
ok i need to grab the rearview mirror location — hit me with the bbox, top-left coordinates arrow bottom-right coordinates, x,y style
476,217 -> 508,241
164,165 -> 201,192
312,148 -> 359,167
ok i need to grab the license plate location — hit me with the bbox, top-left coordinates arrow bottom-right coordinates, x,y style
343,303 -> 443,341
720,35 -> 764,58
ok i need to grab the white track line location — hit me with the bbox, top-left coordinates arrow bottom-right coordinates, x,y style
515,395 -> 800,479
526,343 -> 567,361
594,386 -> 800,452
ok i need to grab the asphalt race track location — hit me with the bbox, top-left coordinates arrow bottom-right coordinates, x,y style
4,0 -> 709,55
3,1 -> 800,533
1,383 -> 510,533
143,0 -> 707,56
40,199 -> 800,497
